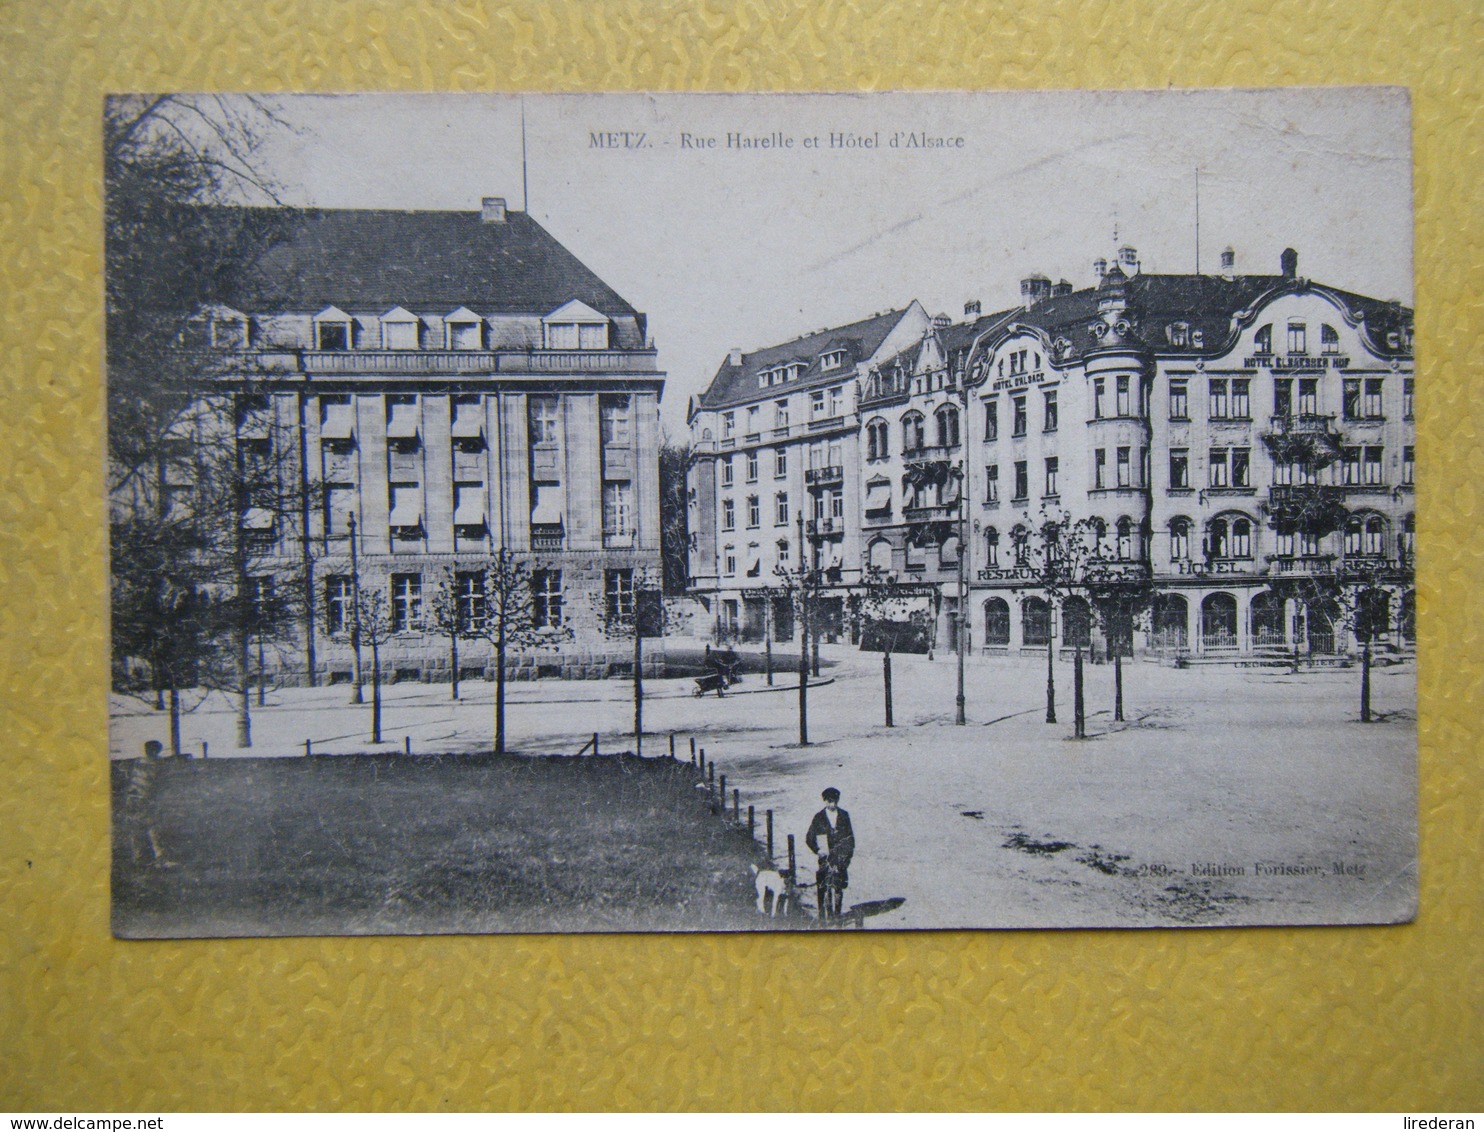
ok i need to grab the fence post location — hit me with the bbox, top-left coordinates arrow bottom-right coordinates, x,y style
733,788 -> 740,823
787,834 -> 796,883
201,741 -> 208,759
719,774 -> 727,819
749,804 -> 755,839
305,738 -> 312,758
593,732 -> 600,758
766,810 -> 774,861
708,763 -> 716,812
699,748 -> 705,776
690,736 -> 696,762
405,735 -> 411,755
669,733 -> 676,760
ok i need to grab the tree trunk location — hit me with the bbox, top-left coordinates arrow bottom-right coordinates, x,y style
633,628 -> 644,756
237,622 -> 252,748
1045,626 -> 1056,724
764,601 -> 774,686
450,631 -> 460,701
1114,648 -> 1124,723
168,685 -> 182,758
1360,637 -> 1372,722
798,599 -> 810,747
883,649 -> 894,728
371,639 -> 382,745
495,626 -> 507,755
257,632 -> 267,707
812,617 -> 821,677
1074,644 -> 1085,738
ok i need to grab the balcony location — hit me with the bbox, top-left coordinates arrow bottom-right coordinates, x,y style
903,504 -> 958,523
531,523 -> 565,552
1265,485 -> 1349,536
245,347 -> 662,377
807,415 -> 846,432
1265,555 -> 1337,577
805,465 -> 843,486
806,518 -> 841,537
1261,414 -> 1342,463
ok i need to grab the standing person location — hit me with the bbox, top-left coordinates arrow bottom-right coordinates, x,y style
804,787 -> 854,921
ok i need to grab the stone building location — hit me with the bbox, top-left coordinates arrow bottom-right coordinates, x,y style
154,198 -> 666,684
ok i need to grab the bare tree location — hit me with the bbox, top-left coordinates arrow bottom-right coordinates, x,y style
852,566 -> 933,728
1016,508 -> 1101,726
327,583 -> 394,746
426,567 -> 482,701
590,566 -> 668,756
773,532 -> 820,747
1084,554 -> 1159,725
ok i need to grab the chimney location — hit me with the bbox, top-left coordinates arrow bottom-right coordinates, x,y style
1281,247 -> 1298,278
1020,274 -> 1052,310
481,197 -> 507,223
1118,245 -> 1139,274
728,347 -> 743,367
932,313 -> 952,329
1093,257 -> 1107,281
964,299 -> 981,318
1220,246 -> 1236,278
1051,279 -> 1073,297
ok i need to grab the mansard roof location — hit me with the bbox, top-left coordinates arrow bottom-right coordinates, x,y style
207,206 -> 643,320
697,307 -> 915,411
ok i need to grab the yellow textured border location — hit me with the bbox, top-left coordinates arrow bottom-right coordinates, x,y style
1,0 -> 1480,1112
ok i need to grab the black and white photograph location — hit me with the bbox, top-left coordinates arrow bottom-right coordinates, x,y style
107,90 -> 1417,937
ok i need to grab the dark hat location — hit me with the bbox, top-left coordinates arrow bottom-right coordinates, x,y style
821,787 -> 841,802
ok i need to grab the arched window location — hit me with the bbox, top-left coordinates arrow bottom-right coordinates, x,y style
1201,592 -> 1238,649
1365,515 -> 1385,556
1153,593 -> 1189,650
1251,590 -> 1285,648
1231,517 -> 1252,559
1089,517 -> 1108,554
901,412 -> 926,453
1011,524 -> 1030,566
868,538 -> 893,571
1322,324 -> 1340,354
1116,517 -> 1133,560
935,404 -> 960,448
1254,324 -> 1272,355
1208,518 -> 1229,559
984,598 -> 1011,646
1023,596 -> 1051,646
984,527 -> 1000,566
1170,517 -> 1191,561
1401,513 -> 1415,558
865,418 -> 889,461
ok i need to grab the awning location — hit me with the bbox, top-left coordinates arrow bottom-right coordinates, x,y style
240,507 -> 274,531
826,547 -> 843,571
531,483 -> 564,525
864,481 -> 892,513
320,404 -> 355,440
453,489 -> 486,526
389,492 -> 422,527
746,548 -> 762,577
386,403 -> 420,439
451,407 -> 484,438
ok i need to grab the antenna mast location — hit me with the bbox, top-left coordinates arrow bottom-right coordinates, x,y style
521,98 -> 530,213
1194,165 -> 1201,274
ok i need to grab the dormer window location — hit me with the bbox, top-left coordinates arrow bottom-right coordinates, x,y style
1254,324 -> 1272,355
820,349 -> 846,371
212,314 -> 248,349
380,306 -> 420,350
1287,320 -> 1307,355
445,307 -> 484,350
1322,324 -> 1340,354
315,306 -> 354,351
542,299 -> 610,350
1167,322 -> 1189,347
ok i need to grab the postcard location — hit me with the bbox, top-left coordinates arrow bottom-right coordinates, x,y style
107,89 -> 1416,935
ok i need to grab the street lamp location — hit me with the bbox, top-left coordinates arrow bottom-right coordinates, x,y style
347,510 -> 364,704
955,374 -> 969,725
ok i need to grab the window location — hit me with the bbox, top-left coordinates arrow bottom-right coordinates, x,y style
1012,525 -> 1030,566
1343,379 -> 1362,420
820,349 -> 846,370
382,317 -> 418,350
1169,448 -> 1189,490
830,489 -> 844,520
936,405 -> 960,448
1043,390 -> 1058,432
1208,519 -> 1228,559
1094,448 -> 1107,489
722,411 -> 735,438
746,406 -> 760,435
810,391 -> 826,419
1140,446 -> 1150,488
532,570 -> 563,627
391,573 -> 423,631
1255,324 -> 1273,355
1364,446 -> 1384,485
774,400 -> 790,430
1168,321 -> 1189,347
984,527 -> 999,567
325,576 -> 354,634
1208,378 -> 1229,419
777,539 -> 791,565
1288,321 -> 1307,355
721,456 -> 734,487
1044,457 -> 1059,497
317,319 -> 351,351
774,449 -> 787,478
1275,531 -> 1295,557
1298,530 -> 1321,557
1321,324 -> 1340,354
1401,514 -> 1415,557
1093,378 -> 1106,419
746,495 -> 760,528
1116,376 -> 1131,417
529,397 -> 560,445
775,492 -> 789,526
1403,445 -> 1415,485
745,451 -> 758,482
1298,378 -> 1318,415
602,481 -> 633,538
456,571 -> 486,630
1013,461 -> 1028,501
448,318 -> 482,351
722,546 -> 736,575
721,498 -> 735,530
985,399 -> 998,440
605,569 -> 635,622
1274,378 -> 1292,417
1208,449 -> 1229,487
1116,518 -> 1133,560
1343,449 -> 1362,489
985,464 -> 999,503
829,386 -> 844,417
1169,379 -> 1188,420
1364,379 -> 1384,419
1232,448 -> 1250,488
1231,379 -> 1250,418
866,419 -> 888,460
1116,447 -> 1131,488
1170,518 -> 1190,561
1011,395 -> 1027,436
1231,517 -> 1252,559
600,396 -> 631,445
902,412 -> 926,452
1403,378 -> 1414,420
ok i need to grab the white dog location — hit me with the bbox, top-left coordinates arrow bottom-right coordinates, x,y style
750,863 -> 789,916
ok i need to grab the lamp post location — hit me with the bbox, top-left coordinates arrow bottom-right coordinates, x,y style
955,372 -> 969,725
347,510 -> 364,704
796,509 -> 809,746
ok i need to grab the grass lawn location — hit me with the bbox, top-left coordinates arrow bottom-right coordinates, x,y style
112,752 -> 774,937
